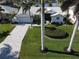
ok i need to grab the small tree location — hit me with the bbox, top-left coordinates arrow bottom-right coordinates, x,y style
33,15 -> 41,24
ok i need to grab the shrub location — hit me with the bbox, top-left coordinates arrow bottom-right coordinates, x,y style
45,13 -> 51,22
33,15 -> 41,24
45,27 -> 69,39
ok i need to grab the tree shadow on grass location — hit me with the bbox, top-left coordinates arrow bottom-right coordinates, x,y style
47,49 -> 79,57
0,44 -> 19,59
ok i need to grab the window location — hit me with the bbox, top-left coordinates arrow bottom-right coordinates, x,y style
56,17 -> 60,20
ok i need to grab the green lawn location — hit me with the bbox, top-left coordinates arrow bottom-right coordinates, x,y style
0,24 -> 14,42
20,24 -> 79,59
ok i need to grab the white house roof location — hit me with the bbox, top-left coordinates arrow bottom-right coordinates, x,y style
30,6 -> 62,15
0,5 -> 18,14
16,14 -> 29,18
51,13 -> 63,17
51,7 -> 62,14
30,6 -> 40,15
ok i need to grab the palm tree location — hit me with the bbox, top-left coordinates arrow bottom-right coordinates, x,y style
41,0 -> 46,52
21,1 -> 28,14
26,0 -> 33,27
61,0 -> 79,53
12,0 -> 21,7
58,0 -> 64,4
0,7 -> 4,22
21,0 -> 33,26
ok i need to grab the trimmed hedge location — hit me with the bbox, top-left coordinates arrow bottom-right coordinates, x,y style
51,22 -> 63,26
45,27 -> 69,39
33,15 -> 41,24
0,31 -> 9,38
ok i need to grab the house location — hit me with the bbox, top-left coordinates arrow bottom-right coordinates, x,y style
12,13 -> 33,23
30,6 -> 64,23
11,4 -> 64,24
0,5 -> 18,23
0,5 -> 18,14
12,7 -> 33,23
51,13 -> 64,24
45,7 -> 64,24
50,6 -> 65,24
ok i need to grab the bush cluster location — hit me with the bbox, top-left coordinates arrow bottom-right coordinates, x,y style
45,27 -> 68,39
33,15 -> 41,24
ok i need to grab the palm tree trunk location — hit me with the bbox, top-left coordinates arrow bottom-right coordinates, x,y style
41,0 -> 45,51
67,16 -> 78,52
28,8 -> 32,27
27,0 -> 32,27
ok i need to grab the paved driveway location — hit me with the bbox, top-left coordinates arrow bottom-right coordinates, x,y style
0,24 -> 30,59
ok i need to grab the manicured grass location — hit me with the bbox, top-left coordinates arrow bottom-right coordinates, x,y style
20,24 -> 79,59
0,24 -> 14,42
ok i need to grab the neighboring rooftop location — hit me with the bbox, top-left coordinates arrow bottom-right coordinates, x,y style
0,5 -> 18,14
30,6 -> 62,15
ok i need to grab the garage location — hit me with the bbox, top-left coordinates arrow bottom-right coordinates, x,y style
12,14 -> 33,23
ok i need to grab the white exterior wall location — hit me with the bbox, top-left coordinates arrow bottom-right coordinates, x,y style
17,17 -> 33,23
51,15 -> 64,24
12,16 -> 33,23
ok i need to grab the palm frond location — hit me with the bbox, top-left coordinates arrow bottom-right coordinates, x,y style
61,0 -> 76,11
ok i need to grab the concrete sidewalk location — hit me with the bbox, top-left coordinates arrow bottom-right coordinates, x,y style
0,24 -> 30,59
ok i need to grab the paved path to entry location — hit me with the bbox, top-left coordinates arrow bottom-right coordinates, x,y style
0,24 -> 30,59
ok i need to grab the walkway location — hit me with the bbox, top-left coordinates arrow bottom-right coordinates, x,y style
0,24 -> 30,59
